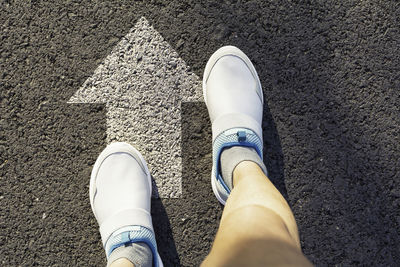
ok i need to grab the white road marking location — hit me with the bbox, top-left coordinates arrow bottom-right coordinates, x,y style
68,17 -> 203,198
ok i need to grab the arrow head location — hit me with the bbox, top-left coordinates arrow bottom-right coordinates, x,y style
68,17 -> 202,106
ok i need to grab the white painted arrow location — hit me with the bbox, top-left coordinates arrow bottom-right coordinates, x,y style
68,17 -> 202,198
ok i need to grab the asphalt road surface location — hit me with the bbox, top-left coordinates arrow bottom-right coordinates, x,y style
1,1 -> 399,266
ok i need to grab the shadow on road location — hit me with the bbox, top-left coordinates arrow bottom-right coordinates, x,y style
151,199 -> 181,266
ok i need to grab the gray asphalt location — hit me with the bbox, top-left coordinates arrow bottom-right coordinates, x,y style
1,1 -> 399,266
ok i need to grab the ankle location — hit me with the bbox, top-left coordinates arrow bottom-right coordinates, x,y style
109,258 -> 135,267
233,161 -> 264,186
107,242 -> 152,267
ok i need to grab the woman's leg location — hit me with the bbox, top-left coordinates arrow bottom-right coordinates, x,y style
109,258 -> 135,267
202,161 -> 312,267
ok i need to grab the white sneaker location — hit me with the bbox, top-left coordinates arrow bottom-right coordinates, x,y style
203,46 -> 264,205
90,142 -> 163,266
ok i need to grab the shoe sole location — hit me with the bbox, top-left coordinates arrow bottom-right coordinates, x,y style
211,166 -> 226,205
203,46 -> 264,205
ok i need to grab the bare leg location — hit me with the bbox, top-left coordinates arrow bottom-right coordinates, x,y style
109,258 -> 135,267
202,161 -> 312,267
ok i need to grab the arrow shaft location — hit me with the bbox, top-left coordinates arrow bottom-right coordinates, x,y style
107,106 -> 182,198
